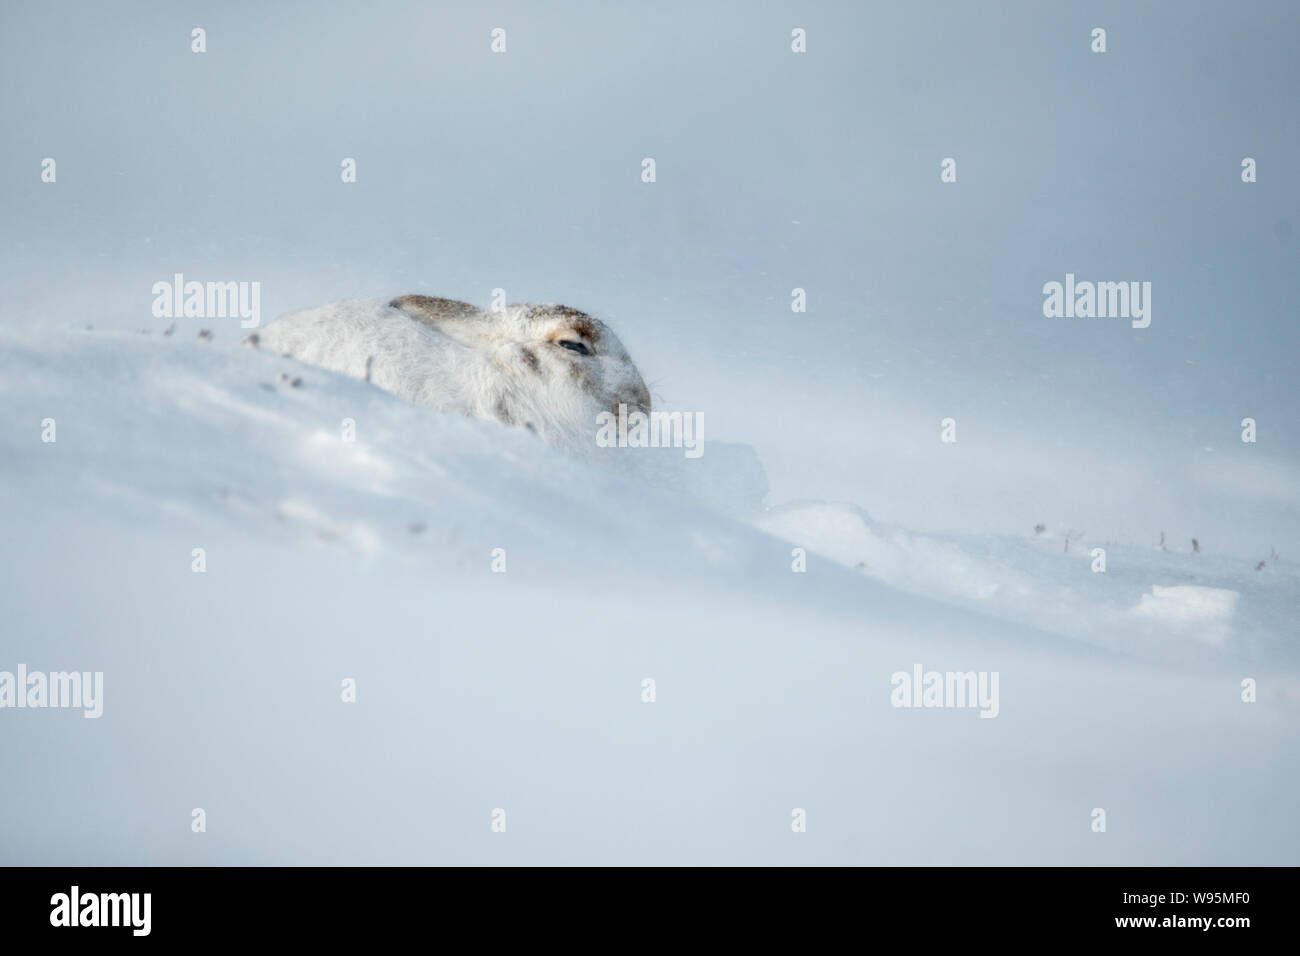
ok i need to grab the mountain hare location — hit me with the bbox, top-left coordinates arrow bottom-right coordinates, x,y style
257,295 -> 651,452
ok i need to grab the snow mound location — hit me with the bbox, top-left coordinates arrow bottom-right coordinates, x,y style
1131,585 -> 1239,645
753,501 -> 1293,661
1,325 -> 1297,866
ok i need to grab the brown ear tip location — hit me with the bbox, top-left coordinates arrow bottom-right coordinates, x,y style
390,295 -> 481,321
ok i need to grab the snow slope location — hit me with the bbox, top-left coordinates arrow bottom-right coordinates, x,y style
756,502 -> 1299,666
1,324 -> 1296,865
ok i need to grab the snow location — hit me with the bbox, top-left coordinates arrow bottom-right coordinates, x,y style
1131,586 -> 1240,646
755,501 -> 1297,662
1,324 -> 1296,865
1,0 -> 1297,866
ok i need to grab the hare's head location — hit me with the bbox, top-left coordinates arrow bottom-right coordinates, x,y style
390,295 -> 651,442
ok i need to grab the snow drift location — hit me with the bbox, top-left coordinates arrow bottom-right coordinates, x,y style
1,324 -> 1296,865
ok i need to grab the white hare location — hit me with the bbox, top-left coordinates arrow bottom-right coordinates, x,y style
256,295 -> 651,452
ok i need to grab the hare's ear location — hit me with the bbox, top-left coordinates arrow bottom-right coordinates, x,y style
389,295 -> 484,329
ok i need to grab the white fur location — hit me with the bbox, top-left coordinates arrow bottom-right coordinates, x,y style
256,298 -> 650,453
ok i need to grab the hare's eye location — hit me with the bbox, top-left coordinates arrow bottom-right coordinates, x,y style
557,340 -> 590,355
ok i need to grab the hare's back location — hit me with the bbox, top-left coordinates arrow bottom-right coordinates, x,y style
259,299 -> 450,378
